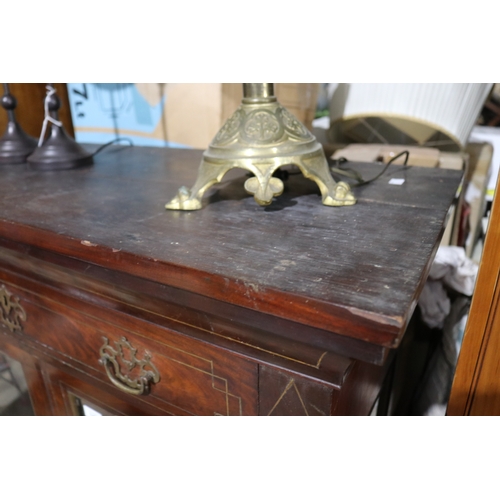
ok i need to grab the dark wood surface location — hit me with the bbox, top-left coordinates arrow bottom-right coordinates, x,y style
0,146 -> 462,354
0,147 -> 460,346
0,145 -> 463,415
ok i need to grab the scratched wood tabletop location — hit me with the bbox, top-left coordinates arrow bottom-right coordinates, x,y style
0,145 -> 463,350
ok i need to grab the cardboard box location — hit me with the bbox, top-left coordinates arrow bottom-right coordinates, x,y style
331,143 -> 466,169
67,83 -> 320,150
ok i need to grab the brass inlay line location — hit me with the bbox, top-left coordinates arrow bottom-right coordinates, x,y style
48,355 -> 184,415
64,386 -> 127,416
309,403 -> 327,416
1,269 -> 327,370
71,286 -> 329,369
86,315 -> 243,414
267,379 -> 293,415
6,281 -> 243,415
316,351 -> 328,369
65,316 -> 238,415
293,382 -> 309,415
267,379 -> 309,416
61,381 -> 177,416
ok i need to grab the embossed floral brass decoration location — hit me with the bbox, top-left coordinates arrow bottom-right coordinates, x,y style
166,83 -> 356,210
0,284 -> 27,333
99,336 -> 160,396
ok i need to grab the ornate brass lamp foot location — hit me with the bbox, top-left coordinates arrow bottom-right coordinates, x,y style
165,84 -> 356,210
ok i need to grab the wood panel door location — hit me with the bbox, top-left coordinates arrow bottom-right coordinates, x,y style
448,174 -> 500,415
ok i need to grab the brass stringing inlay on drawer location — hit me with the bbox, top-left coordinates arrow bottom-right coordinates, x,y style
0,247 -> 328,371
0,278 -> 251,415
0,284 -> 27,333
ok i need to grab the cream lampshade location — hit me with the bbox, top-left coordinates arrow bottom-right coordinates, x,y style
328,83 -> 493,151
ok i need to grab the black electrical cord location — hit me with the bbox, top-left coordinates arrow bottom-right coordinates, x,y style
272,150 -> 411,187
91,137 -> 134,157
330,150 -> 410,186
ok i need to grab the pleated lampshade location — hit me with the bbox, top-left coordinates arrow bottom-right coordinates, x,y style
329,83 -> 492,151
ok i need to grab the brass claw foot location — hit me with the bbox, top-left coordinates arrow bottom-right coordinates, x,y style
244,176 -> 284,206
165,186 -> 202,211
333,182 -> 356,205
321,182 -> 357,207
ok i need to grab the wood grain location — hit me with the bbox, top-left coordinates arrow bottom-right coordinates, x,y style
0,145 -> 463,415
259,364 -> 335,416
448,174 -> 500,415
0,274 -> 259,415
0,146 -> 462,351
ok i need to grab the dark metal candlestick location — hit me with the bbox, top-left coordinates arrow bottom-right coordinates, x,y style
0,83 -> 37,163
27,85 -> 93,170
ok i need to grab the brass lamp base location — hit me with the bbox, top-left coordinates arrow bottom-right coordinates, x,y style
165,84 -> 356,210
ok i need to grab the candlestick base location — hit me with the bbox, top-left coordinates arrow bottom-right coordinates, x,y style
0,121 -> 37,164
0,84 -> 37,164
26,85 -> 93,170
166,93 -> 356,210
27,124 -> 93,170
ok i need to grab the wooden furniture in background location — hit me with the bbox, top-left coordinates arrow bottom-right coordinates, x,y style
0,147 -> 462,415
447,175 -> 500,415
0,83 -> 74,139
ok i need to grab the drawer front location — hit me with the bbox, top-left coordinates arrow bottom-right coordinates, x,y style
42,362 -> 178,416
0,277 -> 258,416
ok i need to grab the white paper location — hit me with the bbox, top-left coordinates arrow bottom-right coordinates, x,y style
389,178 -> 405,185
83,404 -> 102,416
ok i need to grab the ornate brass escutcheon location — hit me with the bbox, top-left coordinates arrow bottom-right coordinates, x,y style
99,336 -> 160,396
0,284 -> 27,333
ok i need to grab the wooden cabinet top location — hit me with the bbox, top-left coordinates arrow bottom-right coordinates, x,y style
0,146 -> 462,363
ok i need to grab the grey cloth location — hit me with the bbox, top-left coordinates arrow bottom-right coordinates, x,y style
418,246 -> 478,329
413,246 -> 477,415
414,297 -> 470,416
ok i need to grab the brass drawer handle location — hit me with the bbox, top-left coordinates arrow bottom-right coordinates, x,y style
99,336 -> 160,396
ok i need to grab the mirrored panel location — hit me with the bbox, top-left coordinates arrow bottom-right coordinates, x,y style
0,350 -> 34,416
69,394 -> 113,416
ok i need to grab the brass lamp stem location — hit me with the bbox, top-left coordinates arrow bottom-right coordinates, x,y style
242,83 -> 276,103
